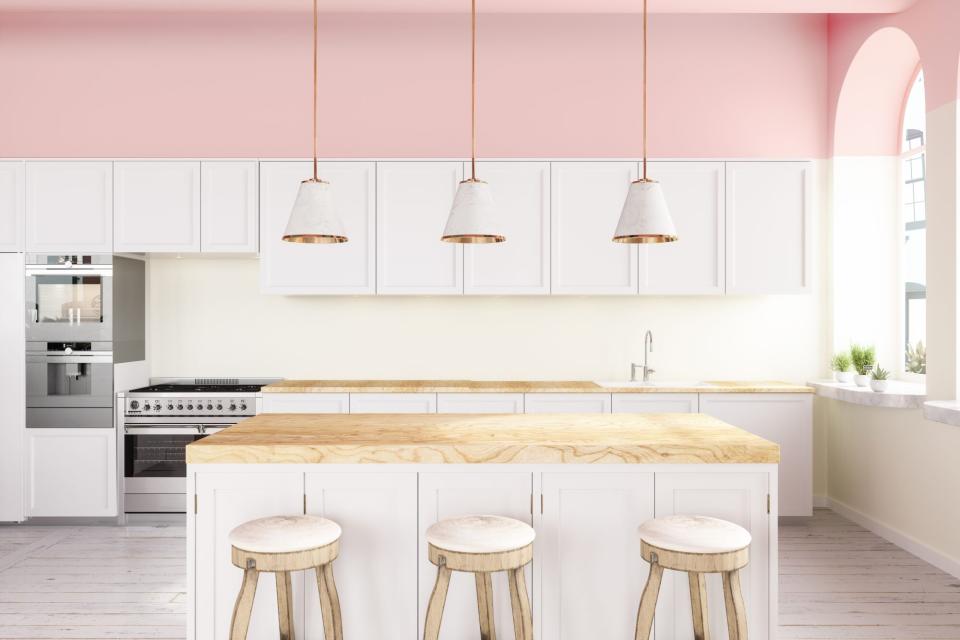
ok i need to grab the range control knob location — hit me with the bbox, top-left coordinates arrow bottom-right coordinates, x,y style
177,404 -> 184,411
154,403 -> 162,411
167,403 -> 174,411
143,404 -> 151,411
216,404 -> 223,411
229,403 -> 237,411
187,404 -> 194,411
129,400 -> 140,410
240,403 -> 247,412
206,404 -> 213,411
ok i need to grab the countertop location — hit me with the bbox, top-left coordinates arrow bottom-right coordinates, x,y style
261,380 -> 813,394
186,413 -> 781,465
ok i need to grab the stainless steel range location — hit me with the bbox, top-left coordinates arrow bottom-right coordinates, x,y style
119,377 -> 279,513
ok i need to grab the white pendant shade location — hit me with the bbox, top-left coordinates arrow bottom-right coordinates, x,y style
613,179 -> 678,244
441,179 -> 505,243
282,179 -> 348,244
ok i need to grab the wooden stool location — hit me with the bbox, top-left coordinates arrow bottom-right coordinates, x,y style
634,515 -> 751,640
228,515 -> 343,640
423,515 -> 535,640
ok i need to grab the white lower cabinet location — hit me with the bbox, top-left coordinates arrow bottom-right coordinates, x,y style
25,429 -> 117,518
437,393 -> 524,413
612,393 -> 699,413
304,472 -> 418,640
539,472 -> 655,639
349,393 -> 437,413
654,472 -> 770,640
261,393 -> 349,414
524,393 -> 611,414
418,472 -> 534,640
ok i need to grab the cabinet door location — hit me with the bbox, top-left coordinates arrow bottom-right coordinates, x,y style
551,162 -> 638,294
540,472 -> 654,639
201,161 -> 258,253
377,161 -> 463,294
0,254 -> 24,522
464,161 -> 550,295
304,472 -> 418,640
726,162 -> 811,294
524,393 -> 611,414
26,161 -> 113,253
640,162 -> 725,295
418,472 -> 533,639
261,393 -> 349,414
612,393 -> 699,413
349,393 -> 436,413
25,428 -> 117,517
437,393 -> 524,414
194,472 -> 304,640
655,472 -> 770,640
0,161 -> 24,252
114,161 -> 201,253
259,161 -> 376,294
699,393 -> 812,516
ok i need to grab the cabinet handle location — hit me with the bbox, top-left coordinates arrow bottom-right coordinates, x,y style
541,494 -> 544,514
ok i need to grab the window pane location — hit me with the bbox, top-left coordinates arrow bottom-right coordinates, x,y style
901,72 -> 926,153
902,70 -> 926,374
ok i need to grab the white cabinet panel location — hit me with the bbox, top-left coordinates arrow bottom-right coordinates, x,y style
726,161 -> 811,294
377,161 -> 463,294
539,472 -> 654,639
261,393 -> 349,414
194,472 -> 304,640
551,162 -> 638,294
114,161 -> 200,253
349,393 -> 437,413
524,393 -> 611,414
418,472 -> 533,639
304,472 -> 418,640
0,161 -> 24,252
437,393 -> 524,414
464,161 -> 550,295
26,161 -> 113,253
655,472 -> 770,640
0,254 -> 24,522
700,393 -> 812,516
25,428 -> 117,517
612,393 -> 699,413
201,161 -> 258,253
640,162 -> 725,295
259,161 -> 376,294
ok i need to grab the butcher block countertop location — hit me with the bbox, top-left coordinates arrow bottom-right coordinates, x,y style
261,380 -> 812,394
186,413 -> 780,465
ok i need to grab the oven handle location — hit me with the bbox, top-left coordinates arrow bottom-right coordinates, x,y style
124,425 -> 203,436
26,267 -> 113,277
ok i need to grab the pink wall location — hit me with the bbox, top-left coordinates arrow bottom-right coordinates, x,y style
0,12 -> 827,158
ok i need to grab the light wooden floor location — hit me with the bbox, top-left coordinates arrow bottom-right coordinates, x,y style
0,509 -> 956,638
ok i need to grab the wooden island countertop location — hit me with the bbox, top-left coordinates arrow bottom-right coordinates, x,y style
261,380 -> 812,394
186,412 -> 780,465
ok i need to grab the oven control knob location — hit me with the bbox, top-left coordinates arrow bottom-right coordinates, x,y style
143,404 -> 151,411
154,403 -> 162,411
240,403 -> 248,412
216,404 -> 223,411
229,403 -> 237,411
187,404 -> 193,411
206,404 -> 213,411
167,403 -> 174,411
130,400 -> 139,410
177,404 -> 184,411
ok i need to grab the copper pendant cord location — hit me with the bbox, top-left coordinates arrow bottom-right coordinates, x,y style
312,0 -> 319,182
642,0 -> 648,181
470,0 -> 478,181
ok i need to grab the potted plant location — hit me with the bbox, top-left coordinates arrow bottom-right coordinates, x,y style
830,352 -> 853,383
850,344 -> 876,387
870,366 -> 890,392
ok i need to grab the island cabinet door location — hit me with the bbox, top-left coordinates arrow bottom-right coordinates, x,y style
524,393 -> 612,414
419,472 -> 534,640
194,472 -> 305,640
437,393 -> 524,413
260,393 -> 350,414
304,472 -> 418,640
654,472 -> 771,640
612,393 -> 699,413
349,393 -> 437,413
538,472 -> 655,640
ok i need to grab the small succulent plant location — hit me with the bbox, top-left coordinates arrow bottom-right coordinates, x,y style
830,352 -> 852,372
906,341 -> 926,375
872,366 -> 890,381
850,344 -> 876,376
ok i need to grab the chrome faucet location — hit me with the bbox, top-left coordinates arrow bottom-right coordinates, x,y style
631,331 -> 655,383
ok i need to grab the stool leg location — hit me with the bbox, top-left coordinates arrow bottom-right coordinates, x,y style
507,567 -> 532,640
423,565 -> 451,640
316,563 -> 343,640
275,571 -> 295,640
475,572 -> 497,640
688,572 -> 710,640
229,566 -> 259,640
634,561 -> 664,640
722,569 -> 748,640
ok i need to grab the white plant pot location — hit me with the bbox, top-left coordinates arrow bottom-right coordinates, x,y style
834,371 -> 853,384
854,374 -> 871,387
870,379 -> 889,393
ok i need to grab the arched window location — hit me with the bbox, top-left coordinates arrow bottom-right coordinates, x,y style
901,69 -> 926,376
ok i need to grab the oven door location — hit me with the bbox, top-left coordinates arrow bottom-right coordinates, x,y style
26,266 -> 113,342
124,425 -> 205,482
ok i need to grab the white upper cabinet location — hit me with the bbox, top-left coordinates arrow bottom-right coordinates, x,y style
726,161 -> 811,294
114,161 -> 201,253
26,161 -> 113,254
551,161 -> 639,294
259,161 -> 376,294
463,161 -> 550,295
377,161 -> 463,295
200,161 -> 258,253
640,162 -> 725,295
0,162 -> 24,252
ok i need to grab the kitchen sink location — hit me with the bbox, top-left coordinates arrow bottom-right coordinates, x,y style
593,380 -> 715,389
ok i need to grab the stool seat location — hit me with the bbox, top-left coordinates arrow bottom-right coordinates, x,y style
638,515 -> 751,554
426,515 -> 535,553
228,515 -> 341,554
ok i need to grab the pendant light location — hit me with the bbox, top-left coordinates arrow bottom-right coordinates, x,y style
612,0 -> 677,244
282,0 -> 348,244
441,0 -> 505,244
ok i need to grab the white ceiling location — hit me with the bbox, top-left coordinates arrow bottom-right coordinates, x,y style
0,0 -> 921,13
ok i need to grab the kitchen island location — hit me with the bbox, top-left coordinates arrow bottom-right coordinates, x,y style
187,413 -> 779,640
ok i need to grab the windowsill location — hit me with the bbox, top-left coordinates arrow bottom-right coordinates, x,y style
809,380 -> 926,409
923,401 -> 960,427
